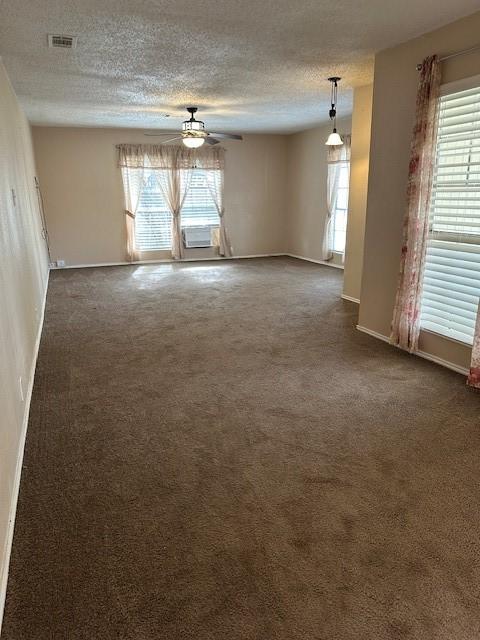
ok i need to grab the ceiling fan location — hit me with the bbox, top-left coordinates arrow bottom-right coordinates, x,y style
144,107 -> 243,148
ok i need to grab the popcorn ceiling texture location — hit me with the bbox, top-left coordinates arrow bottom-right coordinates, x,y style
0,0 -> 479,132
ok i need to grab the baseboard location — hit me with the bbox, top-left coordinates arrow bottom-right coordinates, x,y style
356,324 -> 390,343
341,294 -> 360,304
416,349 -> 469,376
356,324 -> 469,376
0,268 -> 50,633
52,253 -> 287,269
286,254 -> 344,270
52,254 -> 347,270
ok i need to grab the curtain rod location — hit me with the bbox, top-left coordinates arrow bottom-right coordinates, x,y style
416,44 -> 480,70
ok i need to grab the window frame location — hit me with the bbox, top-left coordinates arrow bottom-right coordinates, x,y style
419,75 -> 480,346
332,161 -> 350,255
133,167 -> 221,253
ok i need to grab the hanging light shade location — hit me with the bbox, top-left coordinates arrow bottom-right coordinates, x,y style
326,131 -> 343,146
182,134 -> 205,148
325,76 -> 343,146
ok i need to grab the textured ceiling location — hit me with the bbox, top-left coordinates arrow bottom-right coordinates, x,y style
0,0 -> 479,133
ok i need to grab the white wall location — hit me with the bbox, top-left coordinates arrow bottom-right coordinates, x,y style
343,85 -> 373,302
0,59 -> 49,628
32,128 -> 288,266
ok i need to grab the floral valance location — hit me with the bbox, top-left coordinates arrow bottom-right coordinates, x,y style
117,143 -> 225,170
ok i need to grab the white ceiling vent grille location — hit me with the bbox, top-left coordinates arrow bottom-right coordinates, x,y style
47,34 -> 77,49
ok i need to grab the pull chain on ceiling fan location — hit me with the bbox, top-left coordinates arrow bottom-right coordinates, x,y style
145,107 -> 243,147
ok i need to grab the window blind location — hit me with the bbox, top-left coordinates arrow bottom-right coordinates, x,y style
134,169 -> 220,252
420,86 -> 480,344
181,170 -> 219,228
135,172 -> 172,251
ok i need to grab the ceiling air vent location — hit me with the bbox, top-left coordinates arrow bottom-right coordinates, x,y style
47,34 -> 77,49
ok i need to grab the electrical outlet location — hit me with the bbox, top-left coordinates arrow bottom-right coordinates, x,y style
56,259 -> 66,268
49,262 -> 56,268
19,376 -> 24,402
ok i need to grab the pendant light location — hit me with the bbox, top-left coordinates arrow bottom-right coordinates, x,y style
325,76 -> 343,146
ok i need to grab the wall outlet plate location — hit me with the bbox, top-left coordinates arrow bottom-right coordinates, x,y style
56,259 -> 66,268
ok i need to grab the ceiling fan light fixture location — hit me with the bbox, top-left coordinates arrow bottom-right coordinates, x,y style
182,134 -> 205,148
181,106 -> 207,147
182,119 -> 205,133
144,107 -> 243,146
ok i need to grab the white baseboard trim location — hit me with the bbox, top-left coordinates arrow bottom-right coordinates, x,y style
356,324 -> 390,343
52,253 -> 287,269
356,324 -> 469,376
416,349 -> 469,376
341,294 -> 360,304
0,268 -> 50,633
286,254 -> 344,270
52,254 -> 349,271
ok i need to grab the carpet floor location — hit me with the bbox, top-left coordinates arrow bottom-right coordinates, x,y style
2,257 -> 480,639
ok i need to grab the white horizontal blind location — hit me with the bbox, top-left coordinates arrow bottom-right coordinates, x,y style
181,169 -> 220,228
135,171 -> 172,251
420,86 -> 480,344
134,168 -> 220,251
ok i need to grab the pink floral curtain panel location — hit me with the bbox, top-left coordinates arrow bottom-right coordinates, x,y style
468,313 -> 480,389
390,55 -> 441,352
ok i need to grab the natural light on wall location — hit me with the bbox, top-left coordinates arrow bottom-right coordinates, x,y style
420,84 -> 480,344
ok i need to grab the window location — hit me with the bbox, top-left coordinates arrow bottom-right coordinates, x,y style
332,162 -> 350,253
420,85 -> 480,344
180,169 -> 220,228
135,171 -> 172,251
134,169 -> 220,252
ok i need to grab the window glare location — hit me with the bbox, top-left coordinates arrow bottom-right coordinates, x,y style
332,162 -> 350,253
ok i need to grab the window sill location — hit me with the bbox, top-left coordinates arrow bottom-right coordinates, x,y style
420,327 -> 473,348
137,249 -> 171,255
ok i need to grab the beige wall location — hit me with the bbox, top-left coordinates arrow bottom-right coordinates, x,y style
343,85 -> 373,302
0,60 -> 49,625
359,10 -> 480,371
286,116 -> 352,267
32,128 -> 288,266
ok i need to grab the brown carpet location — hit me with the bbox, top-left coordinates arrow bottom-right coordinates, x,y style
3,256 -> 480,639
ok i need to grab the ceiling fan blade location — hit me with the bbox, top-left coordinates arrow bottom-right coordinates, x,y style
144,131 -> 179,137
144,135 -> 182,144
205,137 -> 220,145
208,132 -> 243,140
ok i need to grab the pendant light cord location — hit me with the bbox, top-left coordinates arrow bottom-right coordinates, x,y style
332,80 -> 337,130
328,77 -> 340,132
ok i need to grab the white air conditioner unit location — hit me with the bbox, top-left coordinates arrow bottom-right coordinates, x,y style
183,226 -> 213,248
